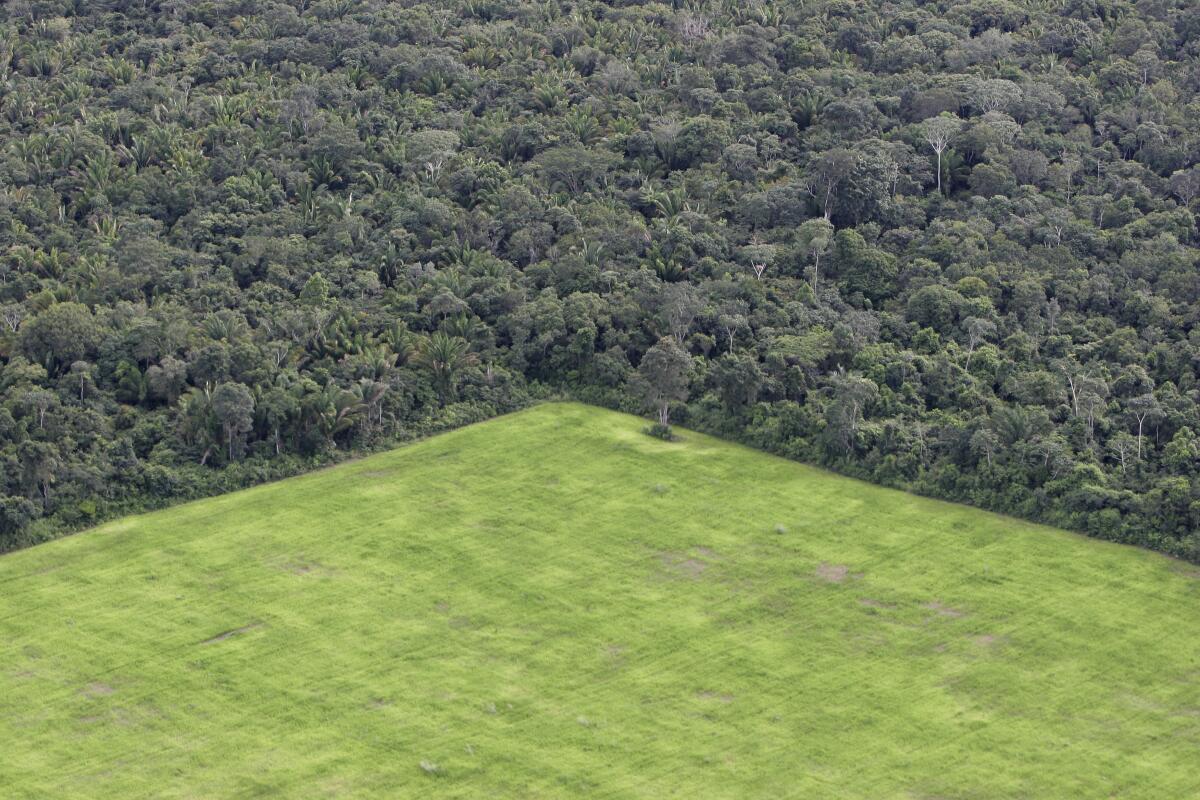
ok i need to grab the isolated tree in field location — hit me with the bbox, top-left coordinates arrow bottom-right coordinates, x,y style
796,218 -> 834,293
633,337 -> 692,427
921,115 -> 961,195
212,382 -> 255,462
416,332 -> 478,406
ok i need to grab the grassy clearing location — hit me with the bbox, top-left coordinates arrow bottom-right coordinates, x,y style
1,402 -> 1198,798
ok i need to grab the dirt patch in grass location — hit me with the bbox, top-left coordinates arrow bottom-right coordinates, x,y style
82,708 -> 133,727
602,645 -> 628,671
673,558 -> 708,577
282,559 -> 331,576
1120,692 -> 1200,718
659,548 -> 719,579
816,563 -> 851,583
81,682 -> 115,698
923,602 -> 966,619
200,622 -> 263,645
603,643 -> 627,667
696,690 -> 734,703
267,553 -> 334,576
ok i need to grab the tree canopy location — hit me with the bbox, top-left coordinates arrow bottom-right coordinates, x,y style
0,0 -> 1199,560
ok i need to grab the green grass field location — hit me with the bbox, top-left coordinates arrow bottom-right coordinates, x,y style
1,403 -> 1198,798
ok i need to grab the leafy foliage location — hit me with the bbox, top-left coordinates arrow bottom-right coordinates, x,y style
0,0 -> 1199,559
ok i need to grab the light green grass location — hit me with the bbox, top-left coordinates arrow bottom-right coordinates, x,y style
1,402 -> 1198,798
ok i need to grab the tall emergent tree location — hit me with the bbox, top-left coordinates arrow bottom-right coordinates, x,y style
921,115 -> 961,195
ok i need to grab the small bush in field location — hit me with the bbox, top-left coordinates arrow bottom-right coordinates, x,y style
644,422 -> 673,440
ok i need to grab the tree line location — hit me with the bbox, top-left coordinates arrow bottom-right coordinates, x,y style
1,0 -> 1199,561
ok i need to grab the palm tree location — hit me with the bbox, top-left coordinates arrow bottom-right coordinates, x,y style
415,332 -> 478,406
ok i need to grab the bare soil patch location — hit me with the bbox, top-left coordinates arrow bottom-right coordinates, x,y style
81,682 -> 114,697
602,644 -> 628,670
923,602 -> 966,619
816,563 -> 849,583
282,559 -> 331,576
658,548 -> 719,579
696,690 -> 734,703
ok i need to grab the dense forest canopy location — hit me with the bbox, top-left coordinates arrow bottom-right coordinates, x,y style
0,0 -> 1198,559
